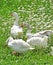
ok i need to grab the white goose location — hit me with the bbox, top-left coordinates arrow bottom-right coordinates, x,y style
7,36 -> 34,53
27,36 -> 48,48
11,12 -> 23,38
21,22 -> 53,38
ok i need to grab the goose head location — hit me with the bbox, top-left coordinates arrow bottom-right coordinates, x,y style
6,36 -> 13,43
20,22 -> 30,28
6,36 -> 14,47
11,12 -> 18,19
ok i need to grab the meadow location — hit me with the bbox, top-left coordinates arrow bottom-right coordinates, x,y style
0,0 -> 53,65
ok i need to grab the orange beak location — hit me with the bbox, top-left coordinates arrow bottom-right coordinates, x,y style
20,23 -> 24,27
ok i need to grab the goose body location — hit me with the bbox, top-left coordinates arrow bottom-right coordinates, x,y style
11,25 -> 23,38
27,36 -> 48,48
7,36 -> 34,53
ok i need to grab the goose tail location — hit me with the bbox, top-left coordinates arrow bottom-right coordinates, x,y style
30,47 -> 35,50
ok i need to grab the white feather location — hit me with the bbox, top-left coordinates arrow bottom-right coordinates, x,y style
7,36 -> 34,53
27,36 -> 48,48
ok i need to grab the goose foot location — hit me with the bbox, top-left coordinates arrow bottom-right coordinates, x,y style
12,51 -> 17,55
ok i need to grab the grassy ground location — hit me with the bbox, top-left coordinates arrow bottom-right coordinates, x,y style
0,0 -> 53,65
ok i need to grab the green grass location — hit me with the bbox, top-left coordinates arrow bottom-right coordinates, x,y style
0,0 -> 53,65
